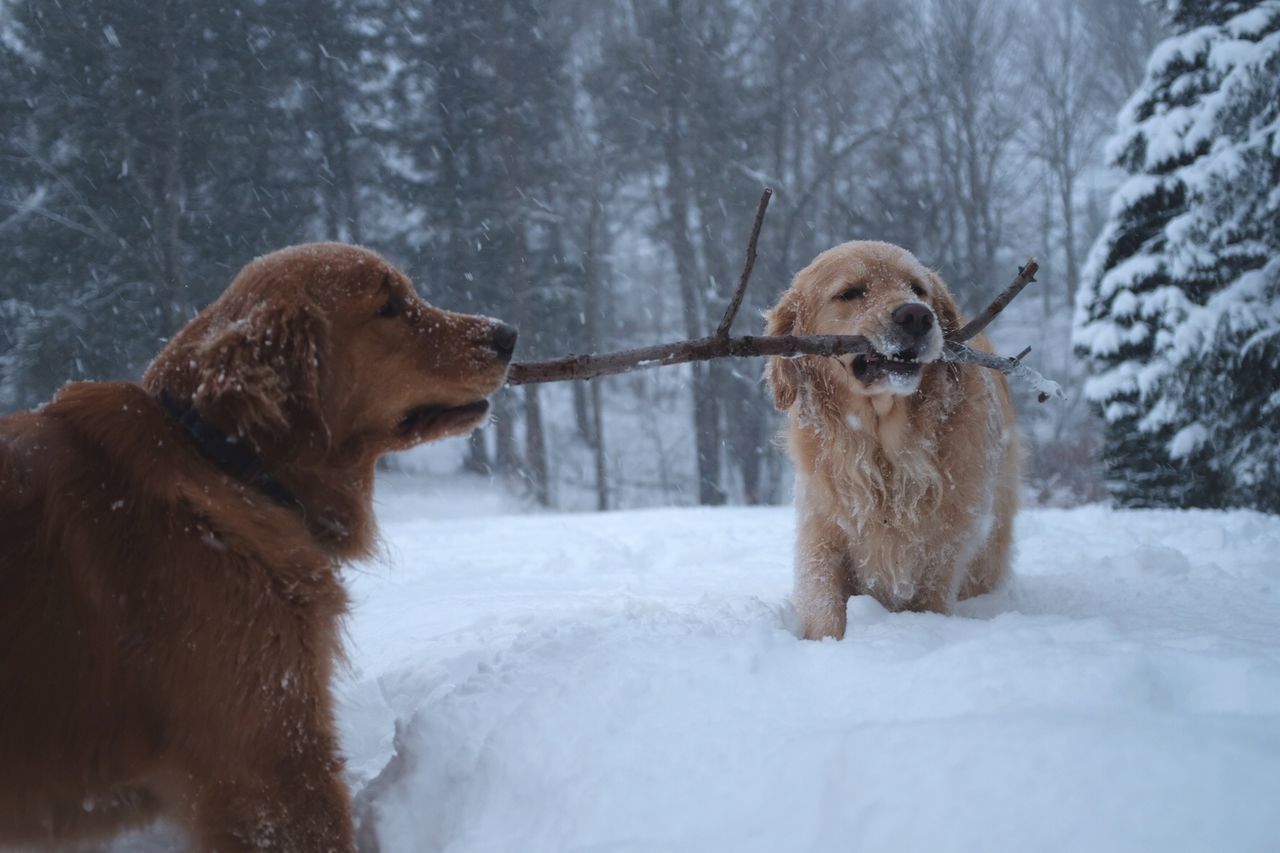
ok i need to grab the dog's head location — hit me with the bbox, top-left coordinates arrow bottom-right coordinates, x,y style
144,243 -> 516,458
764,241 -> 958,410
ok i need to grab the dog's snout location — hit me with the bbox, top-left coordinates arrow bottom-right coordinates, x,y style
892,302 -> 934,338
489,322 -> 518,361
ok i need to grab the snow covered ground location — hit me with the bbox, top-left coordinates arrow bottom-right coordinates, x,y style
116,472 -> 1280,852
341,474 -> 1280,853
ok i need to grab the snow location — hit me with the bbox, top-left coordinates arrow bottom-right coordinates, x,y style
1009,362 -> 1065,402
1096,253 -> 1161,304
107,472 -> 1280,852
1169,422 -> 1210,459
1081,358 -> 1139,404
339,475 -> 1280,853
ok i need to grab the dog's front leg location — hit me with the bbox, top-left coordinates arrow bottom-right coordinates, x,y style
190,725 -> 355,853
793,514 -> 854,640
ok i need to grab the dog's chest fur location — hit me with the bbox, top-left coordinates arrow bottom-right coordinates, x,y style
792,375 -> 993,607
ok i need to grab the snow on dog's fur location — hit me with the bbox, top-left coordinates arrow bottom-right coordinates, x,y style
765,241 -> 1019,640
0,243 -> 515,851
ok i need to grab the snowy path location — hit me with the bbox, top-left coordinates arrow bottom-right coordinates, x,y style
339,480 -> 1280,853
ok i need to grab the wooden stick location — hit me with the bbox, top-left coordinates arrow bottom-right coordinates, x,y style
507,334 -> 1040,385
507,283 -> 1051,388
941,342 -> 1062,403
508,333 -> 874,385
506,190 -> 1059,401
714,188 -> 772,339
949,259 -> 1039,343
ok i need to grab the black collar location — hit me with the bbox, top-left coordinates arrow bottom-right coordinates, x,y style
157,389 -> 301,511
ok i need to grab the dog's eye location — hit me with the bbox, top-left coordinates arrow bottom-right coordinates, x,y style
835,286 -> 866,302
910,282 -> 927,298
375,299 -> 400,319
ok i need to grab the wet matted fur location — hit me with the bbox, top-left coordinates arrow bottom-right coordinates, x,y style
764,241 -> 1019,640
0,243 -> 515,851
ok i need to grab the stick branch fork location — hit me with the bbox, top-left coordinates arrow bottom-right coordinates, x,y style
714,187 -> 772,339
507,189 -> 1061,402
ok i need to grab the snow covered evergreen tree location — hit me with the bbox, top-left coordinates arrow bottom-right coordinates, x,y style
0,0 -> 370,409
1074,0 -> 1280,511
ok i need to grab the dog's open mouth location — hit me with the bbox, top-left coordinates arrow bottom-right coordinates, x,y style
399,400 -> 490,434
851,349 -> 923,384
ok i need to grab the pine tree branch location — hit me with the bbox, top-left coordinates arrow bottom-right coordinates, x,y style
507,190 -> 1060,402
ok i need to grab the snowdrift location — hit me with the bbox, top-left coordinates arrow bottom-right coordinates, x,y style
119,476 -> 1280,852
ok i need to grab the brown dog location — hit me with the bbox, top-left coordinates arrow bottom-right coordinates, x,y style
0,243 -> 515,850
764,241 -> 1019,640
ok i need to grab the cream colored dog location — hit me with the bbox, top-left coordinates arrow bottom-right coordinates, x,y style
765,241 -> 1019,640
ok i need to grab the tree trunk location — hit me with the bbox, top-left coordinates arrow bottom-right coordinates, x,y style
307,0 -> 363,244
494,390 -> 521,475
583,198 -> 609,510
463,430 -> 491,475
523,384 -> 549,506
572,380 -> 595,447
491,5 -> 549,506
507,215 -> 548,505
1061,168 -> 1080,302
589,379 -> 608,511
662,0 -> 723,505
158,0 -> 185,329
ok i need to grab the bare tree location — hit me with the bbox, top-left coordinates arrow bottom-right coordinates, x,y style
909,0 -> 1024,306
1025,0 -> 1106,305
1078,0 -> 1169,106
584,216 -> 610,510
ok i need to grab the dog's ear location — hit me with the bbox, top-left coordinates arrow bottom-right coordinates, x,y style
925,271 -> 961,336
763,290 -> 802,411
192,300 -> 327,444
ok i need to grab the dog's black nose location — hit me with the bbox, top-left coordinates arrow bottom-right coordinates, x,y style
490,323 -> 518,361
892,302 -> 934,338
